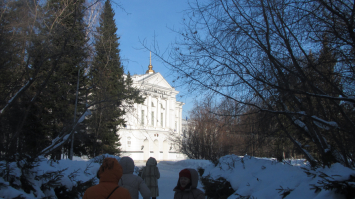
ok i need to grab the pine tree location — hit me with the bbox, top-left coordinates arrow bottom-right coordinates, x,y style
42,0 -> 88,159
85,0 -> 143,157
0,0 -> 56,159
0,0 -> 28,159
12,0 -> 89,159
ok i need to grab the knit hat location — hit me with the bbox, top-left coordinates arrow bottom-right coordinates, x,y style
179,169 -> 191,179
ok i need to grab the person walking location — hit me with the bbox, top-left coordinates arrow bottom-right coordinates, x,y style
173,168 -> 205,199
119,156 -> 151,199
83,157 -> 132,199
141,157 -> 160,199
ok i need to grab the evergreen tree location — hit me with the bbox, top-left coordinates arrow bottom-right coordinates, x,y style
3,0 -> 89,159
0,0 -> 54,159
85,0 -> 143,157
0,0 -> 32,159
40,0 -> 88,159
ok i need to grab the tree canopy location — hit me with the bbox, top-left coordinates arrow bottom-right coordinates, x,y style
0,0 -> 143,160
155,0 -> 355,168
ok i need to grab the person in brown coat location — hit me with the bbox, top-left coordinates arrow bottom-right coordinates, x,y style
83,157 -> 132,199
173,168 -> 205,199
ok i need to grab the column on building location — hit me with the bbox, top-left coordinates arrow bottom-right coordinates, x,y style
148,95 -> 151,126
171,99 -> 175,131
136,103 -> 140,126
137,103 -> 140,126
179,106 -> 183,135
157,97 -> 160,128
165,97 -> 169,129
153,97 -> 156,127
161,98 -> 165,128
176,106 -> 179,134
171,100 -> 175,130
154,99 -> 156,127
153,96 -> 156,127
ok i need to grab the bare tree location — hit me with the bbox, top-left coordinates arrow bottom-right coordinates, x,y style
172,97 -> 235,165
152,0 -> 355,167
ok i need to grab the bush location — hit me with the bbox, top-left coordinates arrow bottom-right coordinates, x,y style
197,167 -> 205,177
55,177 -> 96,199
310,173 -> 355,199
200,175 -> 235,199
0,155 -> 105,198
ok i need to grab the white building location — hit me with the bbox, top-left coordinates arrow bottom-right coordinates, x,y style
119,53 -> 185,161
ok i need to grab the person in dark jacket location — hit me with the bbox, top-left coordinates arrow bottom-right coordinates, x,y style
173,168 -> 205,199
83,157 -> 132,199
119,156 -> 151,199
141,157 -> 160,199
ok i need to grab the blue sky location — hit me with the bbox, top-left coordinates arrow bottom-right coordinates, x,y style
112,0 -> 193,118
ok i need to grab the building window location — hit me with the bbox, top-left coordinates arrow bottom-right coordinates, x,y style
175,121 -> 177,131
141,110 -> 144,125
151,111 -> 154,126
161,113 -> 163,127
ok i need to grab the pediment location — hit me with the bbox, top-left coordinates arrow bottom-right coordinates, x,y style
138,73 -> 172,89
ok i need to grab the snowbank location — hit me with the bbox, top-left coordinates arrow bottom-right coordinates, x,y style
0,154 -> 118,199
1,154 -> 354,198
202,155 -> 355,199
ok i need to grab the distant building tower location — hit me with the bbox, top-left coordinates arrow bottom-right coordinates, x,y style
119,52 -> 185,161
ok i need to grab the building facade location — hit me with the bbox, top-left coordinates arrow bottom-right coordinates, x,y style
119,54 -> 185,161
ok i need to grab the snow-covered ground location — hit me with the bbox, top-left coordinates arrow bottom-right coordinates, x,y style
0,154 -> 354,198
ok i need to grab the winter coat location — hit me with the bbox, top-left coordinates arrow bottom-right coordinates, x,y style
141,157 -> 160,197
173,168 -> 205,199
119,156 -> 151,199
83,157 -> 132,199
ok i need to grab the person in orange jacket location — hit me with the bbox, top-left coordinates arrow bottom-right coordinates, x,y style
83,157 -> 132,199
